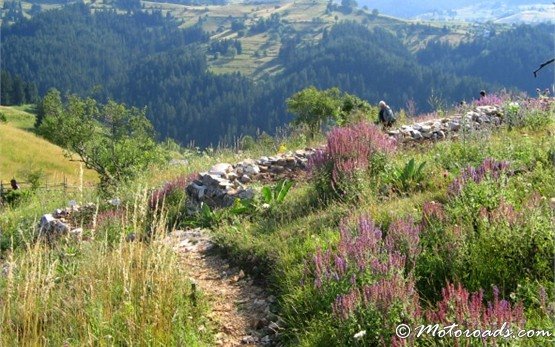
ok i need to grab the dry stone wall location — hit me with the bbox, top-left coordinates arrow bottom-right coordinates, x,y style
388,105 -> 502,143
185,104 -> 505,209
186,149 -> 318,209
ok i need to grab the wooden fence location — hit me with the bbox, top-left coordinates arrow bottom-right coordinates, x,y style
0,177 -> 90,198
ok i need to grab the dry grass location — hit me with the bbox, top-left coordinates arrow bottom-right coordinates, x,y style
0,106 -> 97,185
0,188 -> 210,345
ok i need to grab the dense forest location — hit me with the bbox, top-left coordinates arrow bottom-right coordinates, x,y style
1,3 -> 553,146
0,70 -> 39,106
416,23 -> 554,93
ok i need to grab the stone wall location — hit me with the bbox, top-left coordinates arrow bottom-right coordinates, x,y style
186,149 -> 317,209
186,105 -> 504,209
38,203 -> 96,242
388,105 -> 502,143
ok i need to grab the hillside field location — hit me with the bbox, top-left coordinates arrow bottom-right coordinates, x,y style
0,105 -> 97,185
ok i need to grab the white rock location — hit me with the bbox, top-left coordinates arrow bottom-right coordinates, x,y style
410,129 -> 423,140
420,125 -> 432,133
209,163 -> 233,176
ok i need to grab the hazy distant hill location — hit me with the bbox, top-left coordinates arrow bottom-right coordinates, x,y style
358,0 -> 553,23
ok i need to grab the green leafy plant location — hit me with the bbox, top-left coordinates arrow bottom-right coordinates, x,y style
191,202 -> 224,228
260,179 -> 294,205
392,158 -> 426,193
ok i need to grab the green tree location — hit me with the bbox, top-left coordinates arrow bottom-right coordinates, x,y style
38,96 -> 164,190
36,88 -> 63,129
286,86 -> 342,138
12,76 -> 26,105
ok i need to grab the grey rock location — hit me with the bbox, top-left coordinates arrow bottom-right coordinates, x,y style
239,174 -> 251,184
188,183 -> 207,199
270,165 -> 285,174
236,189 -> 254,200
244,164 -> 260,175
448,121 -> 460,131
40,214 -> 56,229
410,129 -> 423,140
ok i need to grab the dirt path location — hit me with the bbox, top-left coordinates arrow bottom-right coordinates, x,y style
165,229 -> 281,346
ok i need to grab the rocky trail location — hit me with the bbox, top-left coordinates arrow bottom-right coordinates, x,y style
164,229 -> 281,346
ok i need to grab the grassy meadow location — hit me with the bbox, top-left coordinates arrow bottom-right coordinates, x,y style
0,105 -> 97,185
0,95 -> 553,345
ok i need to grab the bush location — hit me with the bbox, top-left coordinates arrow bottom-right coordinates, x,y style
306,215 -> 421,345
149,176 -> 190,229
1,189 -> 32,206
309,122 -> 395,202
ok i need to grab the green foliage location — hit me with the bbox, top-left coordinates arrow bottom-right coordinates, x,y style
20,168 -> 45,191
391,158 -> 426,193
286,86 -> 342,138
1,189 -> 32,206
0,112 -> 7,123
38,95 -> 164,190
0,70 -> 38,106
260,179 -> 294,205
35,88 -> 62,129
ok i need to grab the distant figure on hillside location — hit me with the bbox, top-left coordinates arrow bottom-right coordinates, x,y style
479,90 -> 486,99
10,179 -> 20,190
377,100 -> 396,127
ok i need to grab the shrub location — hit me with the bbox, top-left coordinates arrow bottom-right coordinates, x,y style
463,195 -> 554,296
307,215 -> 421,345
309,122 -> 396,201
1,189 -> 32,206
391,158 -> 427,193
149,175 -> 190,229
448,157 -> 510,197
474,93 -> 506,106
423,283 -> 526,345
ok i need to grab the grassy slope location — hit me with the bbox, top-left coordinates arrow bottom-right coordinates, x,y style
0,105 -> 97,184
211,111 -> 555,344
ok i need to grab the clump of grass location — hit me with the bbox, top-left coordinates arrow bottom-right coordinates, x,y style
0,188 -> 211,346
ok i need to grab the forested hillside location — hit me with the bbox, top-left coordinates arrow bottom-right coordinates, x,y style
1,2 -> 553,146
417,23 -> 554,93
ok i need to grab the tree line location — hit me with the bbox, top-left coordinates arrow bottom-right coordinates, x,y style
2,3 -> 552,146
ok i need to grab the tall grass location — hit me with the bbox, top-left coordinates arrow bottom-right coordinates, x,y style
0,187 -> 211,346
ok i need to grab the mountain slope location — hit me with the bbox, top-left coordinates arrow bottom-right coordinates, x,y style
0,106 -> 97,184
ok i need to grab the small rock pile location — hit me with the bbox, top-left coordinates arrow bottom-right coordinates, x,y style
186,149 -> 317,209
38,203 -> 96,241
388,105 -> 502,143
